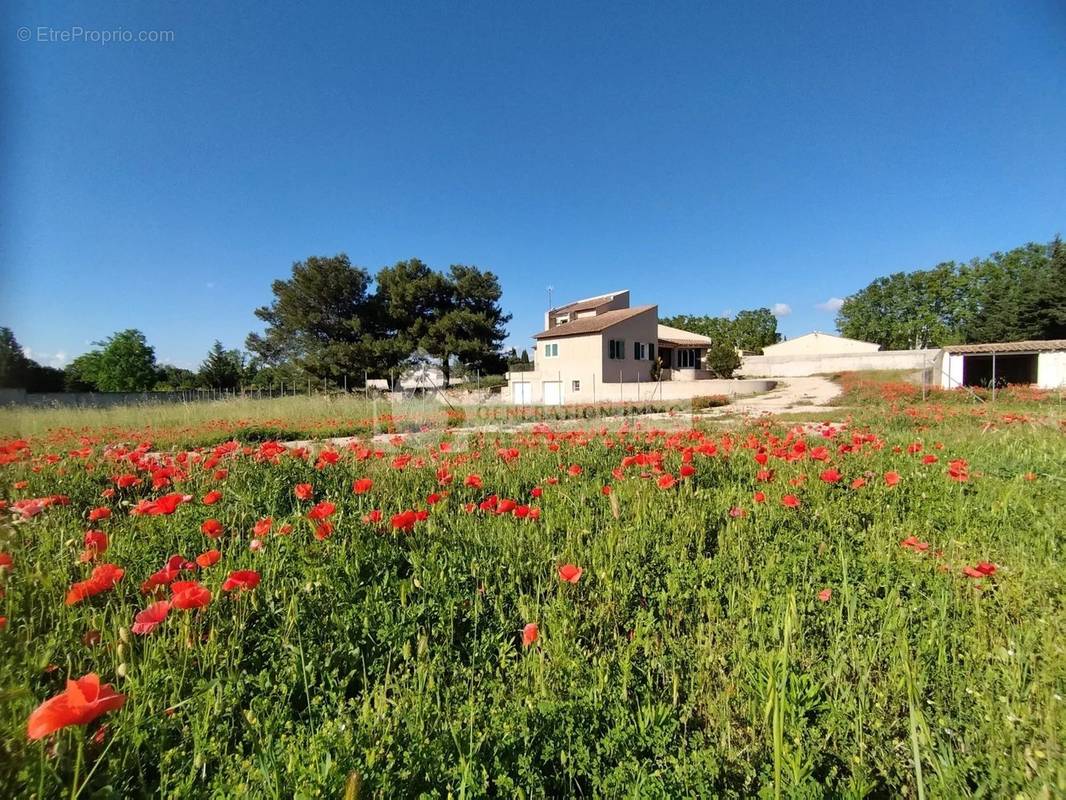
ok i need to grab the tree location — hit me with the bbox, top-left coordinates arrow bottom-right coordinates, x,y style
705,339 -> 741,378
199,341 -> 243,390
423,265 -> 511,387
0,327 -> 28,389
731,308 -> 781,353
247,254 -> 380,383
65,352 -> 103,391
155,365 -> 199,391
1019,236 -> 1066,339
837,239 -> 1061,348
660,308 -> 780,354
372,258 -> 450,379
88,330 -> 158,391
0,328 -> 84,392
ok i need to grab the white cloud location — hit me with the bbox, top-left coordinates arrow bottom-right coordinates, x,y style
24,347 -> 70,367
816,297 -> 845,312
771,303 -> 792,317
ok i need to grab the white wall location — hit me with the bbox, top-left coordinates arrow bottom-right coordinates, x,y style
940,352 -> 964,389
505,377 -> 777,405
1037,352 -> 1066,388
742,349 -> 937,378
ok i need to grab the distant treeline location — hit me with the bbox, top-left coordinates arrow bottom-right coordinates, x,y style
836,236 -> 1065,349
1,254 -> 511,393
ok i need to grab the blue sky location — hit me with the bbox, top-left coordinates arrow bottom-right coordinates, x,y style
3,1 -> 1065,369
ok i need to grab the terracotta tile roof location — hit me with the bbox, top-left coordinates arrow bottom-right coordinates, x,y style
943,339 -> 1066,354
533,305 -> 656,339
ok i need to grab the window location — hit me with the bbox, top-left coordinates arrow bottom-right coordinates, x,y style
633,342 -> 652,360
607,339 -> 625,359
544,342 -> 559,358
677,348 -> 700,368
571,380 -> 581,392
555,315 -> 569,325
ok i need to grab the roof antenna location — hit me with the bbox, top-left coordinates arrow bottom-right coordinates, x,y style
547,285 -> 554,311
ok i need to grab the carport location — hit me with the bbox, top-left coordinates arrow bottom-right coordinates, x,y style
940,340 -> 1066,390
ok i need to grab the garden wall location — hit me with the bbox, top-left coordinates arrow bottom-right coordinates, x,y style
738,349 -> 940,378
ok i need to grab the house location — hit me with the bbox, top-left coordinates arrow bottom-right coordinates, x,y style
940,340 -> 1066,389
761,331 -> 880,356
509,290 -> 713,404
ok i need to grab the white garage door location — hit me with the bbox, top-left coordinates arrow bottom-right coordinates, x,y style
512,382 -> 532,405
542,381 -> 563,405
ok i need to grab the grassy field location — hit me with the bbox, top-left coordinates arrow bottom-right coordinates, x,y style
0,376 -> 1064,796
0,394 -> 705,451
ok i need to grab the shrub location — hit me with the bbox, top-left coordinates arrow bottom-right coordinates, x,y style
691,394 -> 730,411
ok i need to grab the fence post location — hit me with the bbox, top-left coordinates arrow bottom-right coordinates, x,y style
991,351 -> 997,402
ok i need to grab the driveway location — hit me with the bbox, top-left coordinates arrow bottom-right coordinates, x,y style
704,375 -> 842,416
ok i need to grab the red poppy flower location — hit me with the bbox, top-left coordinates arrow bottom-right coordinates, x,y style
131,601 -> 171,635
496,499 -> 517,515
753,491 -> 766,504
363,510 -> 382,524
850,478 -> 866,489
426,492 -> 444,505
922,455 -> 938,465
0,616 -> 7,629
222,570 -> 260,592
0,552 -> 12,570
817,588 -> 832,603
307,501 -> 336,520
464,474 -> 483,488
522,622 -> 538,647
884,471 -> 901,487
729,507 -> 747,518
26,673 -> 126,740
679,464 -> 696,478
131,493 -> 190,516
195,549 -> 221,568
781,494 -> 800,508
567,464 -> 582,477
114,474 -> 141,489
79,530 -> 109,562
294,483 -> 314,501
558,564 -> 583,584
657,474 -> 677,490
314,521 -> 333,540
352,478 -> 373,494
202,490 -> 222,505
253,517 -> 273,536
200,518 -> 223,538
66,563 -> 125,605
88,507 -> 111,522
601,485 -> 612,496
390,510 -> 418,532
171,581 -> 211,610
819,469 -> 842,484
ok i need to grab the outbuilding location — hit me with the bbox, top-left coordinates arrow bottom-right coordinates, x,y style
939,340 -> 1066,389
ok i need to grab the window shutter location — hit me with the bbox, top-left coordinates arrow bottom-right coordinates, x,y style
649,343 -> 655,361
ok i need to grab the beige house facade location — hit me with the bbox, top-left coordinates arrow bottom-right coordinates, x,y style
509,290 -> 715,404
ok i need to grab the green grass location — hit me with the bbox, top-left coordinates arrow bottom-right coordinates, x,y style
0,391 -> 1064,796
